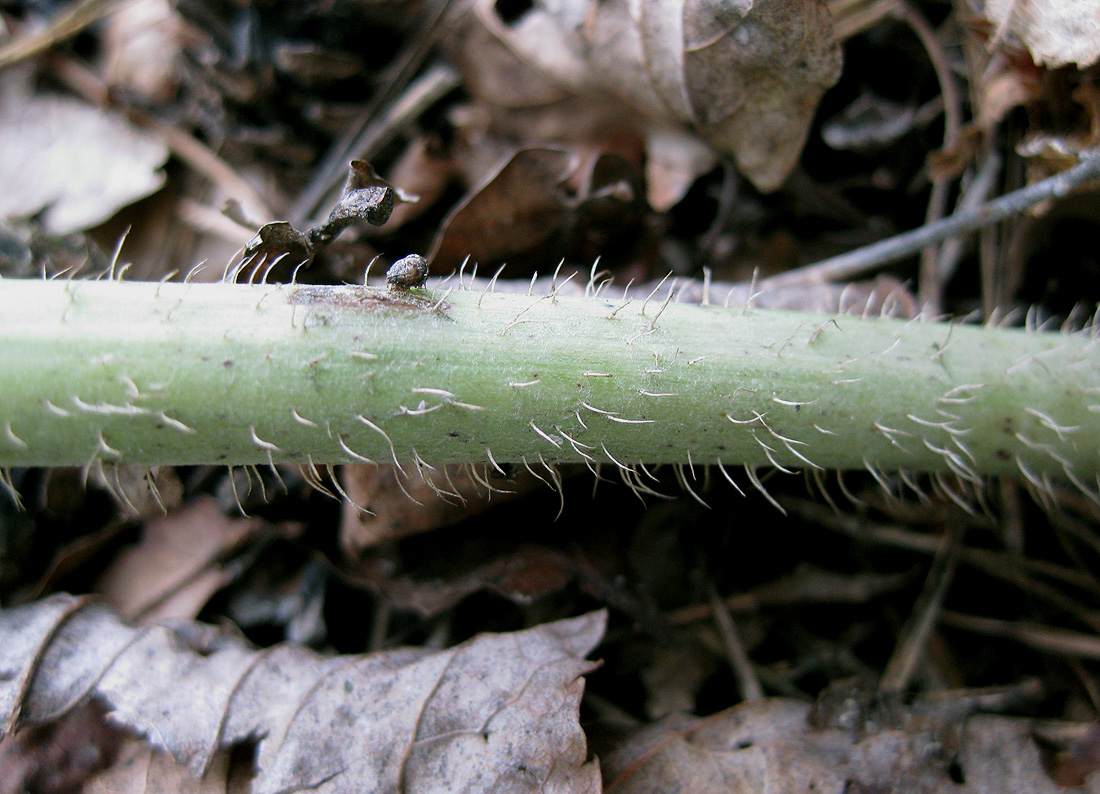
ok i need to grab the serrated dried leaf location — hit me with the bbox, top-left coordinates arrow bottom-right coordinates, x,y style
0,595 -> 604,794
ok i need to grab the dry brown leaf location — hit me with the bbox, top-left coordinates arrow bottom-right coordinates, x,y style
598,696 -> 1094,793
975,53 -> 1045,130
984,0 -> 1100,68
453,0 -> 842,193
679,0 -> 843,190
638,644 -> 719,719
0,72 -> 168,235
0,595 -> 604,794
94,496 -> 266,622
346,544 -> 578,617
0,701 -> 123,794
428,148 -> 579,272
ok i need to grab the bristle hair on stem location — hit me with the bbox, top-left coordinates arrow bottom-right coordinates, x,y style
0,467 -> 22,509
328,465 -> 374,516
744,465 -> 786,514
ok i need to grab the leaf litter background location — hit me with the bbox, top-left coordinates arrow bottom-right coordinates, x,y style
2,0 -> 1100,791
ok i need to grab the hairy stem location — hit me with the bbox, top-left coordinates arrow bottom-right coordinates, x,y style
1,279 -> 1098,491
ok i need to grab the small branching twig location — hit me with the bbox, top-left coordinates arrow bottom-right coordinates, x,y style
764,150 -> 1100,288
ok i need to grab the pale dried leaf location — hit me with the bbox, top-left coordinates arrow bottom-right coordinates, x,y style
468,0 -> 593,98
453,13 -> 578,107
0,75 -> 168,235
681,0 -> 843,190
984,0 -> 1100,68
455,0 -> 842,193
0,595 -> 604,794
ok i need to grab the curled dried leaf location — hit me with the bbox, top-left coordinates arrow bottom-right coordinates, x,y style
242,161 -> 417,274
244,221 -> 315,266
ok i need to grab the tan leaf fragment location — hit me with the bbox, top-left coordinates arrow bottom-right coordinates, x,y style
340,463 -> 541,553
680,0 -> 843,191
94,496 -> 267,623
645,125 -> 719,211
84,739 -> 238,794
101,0 -> 187,104
0,595 -> 605,794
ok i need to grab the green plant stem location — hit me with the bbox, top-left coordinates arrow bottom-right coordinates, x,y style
1,279 -> 1098,491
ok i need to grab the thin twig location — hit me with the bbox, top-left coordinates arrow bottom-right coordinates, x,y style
289,61 -> 461,226
0,0 -> 131,68
936,147 -> 1002,283
789,498 -> 1100,635
707,582 -> 765,702
666,568 -> 910,625
762,150 -> 1100,288
940,612 -> 1100,661
879,525 -> 961,693
895,1 -> 963,313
